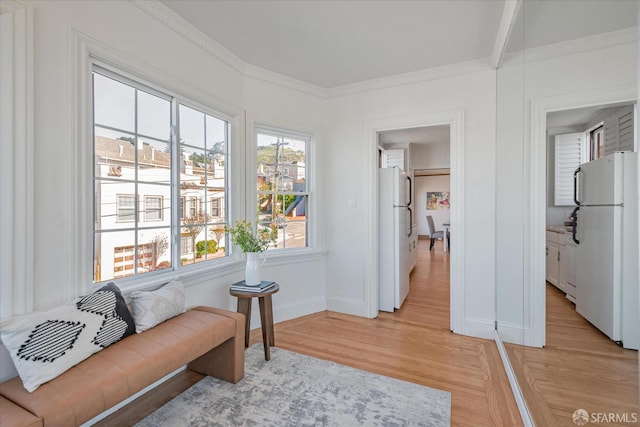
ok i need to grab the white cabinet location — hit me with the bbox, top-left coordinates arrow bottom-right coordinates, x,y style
546,230 -> 562,290
565,233 -> 577,303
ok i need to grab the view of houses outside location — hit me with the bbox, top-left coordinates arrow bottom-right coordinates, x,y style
256,133 -> 308,249
93,71 -> 228,283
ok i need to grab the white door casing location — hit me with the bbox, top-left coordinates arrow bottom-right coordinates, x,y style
364,110 -> 465,335
528,86 -> 636,347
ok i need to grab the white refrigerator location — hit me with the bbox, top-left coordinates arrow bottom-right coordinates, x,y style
379,167 -> 412,312
573,152 -> 639,350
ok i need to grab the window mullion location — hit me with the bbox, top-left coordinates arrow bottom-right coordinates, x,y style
171,102 -> 179,271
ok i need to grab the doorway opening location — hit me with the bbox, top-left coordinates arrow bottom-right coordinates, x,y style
375,125 -> 452,331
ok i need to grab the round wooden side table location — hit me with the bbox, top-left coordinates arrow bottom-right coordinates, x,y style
229,283 -> 280,361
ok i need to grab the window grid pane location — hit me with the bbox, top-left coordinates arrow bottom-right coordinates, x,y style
256,131 -> 309,251
93,69 -> 229,284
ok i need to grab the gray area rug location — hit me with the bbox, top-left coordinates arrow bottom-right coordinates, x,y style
136,345 -> 451,427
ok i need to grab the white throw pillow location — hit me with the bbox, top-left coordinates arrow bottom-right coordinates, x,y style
0,305 -> 105,392
130,280 -> 186,333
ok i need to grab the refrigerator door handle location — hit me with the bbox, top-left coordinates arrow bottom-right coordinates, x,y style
407,207 -> 413,237
571,206 -> 580,244
406,176 -> 412,206
573,167 -> 582,206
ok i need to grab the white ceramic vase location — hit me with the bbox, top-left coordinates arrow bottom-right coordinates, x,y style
245,252 -> 262,286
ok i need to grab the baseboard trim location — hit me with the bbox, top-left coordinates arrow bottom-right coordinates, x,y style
496,322 -> 529,346
325,296 -> 368,318
458,317 -> 495,340
247,296 -> 326,329
494,330 -> 534,427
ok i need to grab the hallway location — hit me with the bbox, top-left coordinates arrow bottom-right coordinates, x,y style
378,238 -> 450,330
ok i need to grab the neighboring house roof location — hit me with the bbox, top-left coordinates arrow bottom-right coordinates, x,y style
95,136 -> 171,168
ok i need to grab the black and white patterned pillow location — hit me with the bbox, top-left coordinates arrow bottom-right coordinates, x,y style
0,283 -> 136,392
76,282 -> 136,347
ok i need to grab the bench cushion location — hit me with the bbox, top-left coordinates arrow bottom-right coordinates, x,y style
0,309 -> 236,427
0,396 -> 42,427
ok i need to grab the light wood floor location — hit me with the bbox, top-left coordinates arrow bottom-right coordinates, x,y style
505,284 -> 639,427
98,240 -> 521,426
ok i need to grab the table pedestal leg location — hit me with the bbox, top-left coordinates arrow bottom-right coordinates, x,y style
237,298 -> 251,348
258,296 -> 273,361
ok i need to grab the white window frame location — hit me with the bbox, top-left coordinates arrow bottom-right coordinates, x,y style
250,120 -> 320,256
85,55 -> 240,290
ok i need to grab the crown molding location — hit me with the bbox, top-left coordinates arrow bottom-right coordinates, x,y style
130,0 -> 494,99
501,26 -> 638,67
327,58 -> 493,98
129,0 -> 328,98
130,1 -> 636,99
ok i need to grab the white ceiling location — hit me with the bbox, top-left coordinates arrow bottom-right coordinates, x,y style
506,0 -> 638,52
378,125 -> 450,146
159,0 -> 637,89
160,0 -> 505,88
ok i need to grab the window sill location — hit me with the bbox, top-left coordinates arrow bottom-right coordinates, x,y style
260,248 -> 326,267
93,249 -> 325,294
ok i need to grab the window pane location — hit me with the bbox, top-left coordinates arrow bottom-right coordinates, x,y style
206,115 -> 226,152
137,138 -> 171,184
95,127 -> 136,180
138,90 -> 170,141
180,225 -> 208,266
255,130 -> 309,251
95,230 -> 136,282
93,73 -> 135,132
94,181 -> 136,230
179,105 -> 205,148
256,134 -> 306,191
93,68 -> 231,284
183,147 -> 210,181
137,228 -> 172,273
209,223 -> 228,257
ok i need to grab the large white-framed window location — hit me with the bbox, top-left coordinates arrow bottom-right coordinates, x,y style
255,127 -> 310,251
92,65 -> 230,284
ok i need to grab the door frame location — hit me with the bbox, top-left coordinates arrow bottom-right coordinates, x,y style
363,110 -> 465,334
528,86 -> 636,347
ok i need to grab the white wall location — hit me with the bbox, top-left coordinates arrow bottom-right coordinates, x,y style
0,1 -> 327,381
411,142 -> 450,170
496,38 -> 637,343
415,176 -> 451,236
324,68 -> 497,336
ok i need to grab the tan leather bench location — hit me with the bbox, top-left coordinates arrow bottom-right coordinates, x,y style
0,306 -> 244,427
